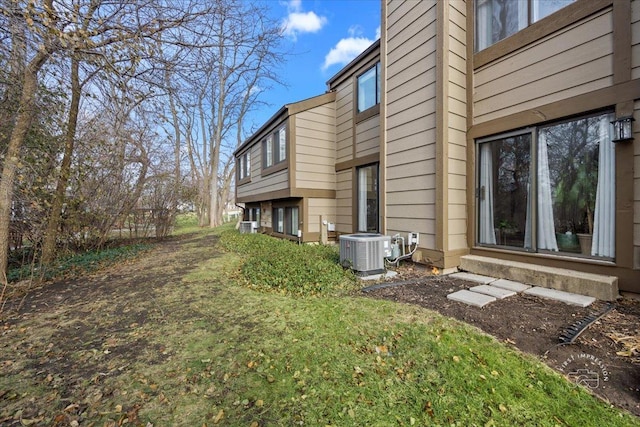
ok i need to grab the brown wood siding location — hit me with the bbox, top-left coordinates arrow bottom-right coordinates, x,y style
236,135 -> 289,200
355,115 -> 380,158
335,79 -> 354,163
447,0 -> 468,251
336,170 -> 352,233
237,167 -> 288,199
295,104 -> 336,191
633,0 -> 640,79
385,0 -> 438,246
474,8 -> 614,124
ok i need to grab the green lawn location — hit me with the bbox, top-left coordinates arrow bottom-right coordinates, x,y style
132,227 -> 637,426
1,223 -> 637,426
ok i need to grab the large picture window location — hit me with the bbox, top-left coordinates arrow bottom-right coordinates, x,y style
357,62 -> 381,113
475,0 -> 575,51
357,164 -> 379,233
477,112 -> 615,259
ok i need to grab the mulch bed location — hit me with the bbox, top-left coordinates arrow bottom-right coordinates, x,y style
363,266 -> 640,417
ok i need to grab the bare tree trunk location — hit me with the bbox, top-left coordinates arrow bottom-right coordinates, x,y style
41,56 -> 81,265
0,50 -> 49,279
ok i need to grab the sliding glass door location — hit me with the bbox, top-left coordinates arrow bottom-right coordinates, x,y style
477,112 -> 615,259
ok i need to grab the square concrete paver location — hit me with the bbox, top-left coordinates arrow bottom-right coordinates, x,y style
490,279 -> 531,293
449,272 -> 495,285
447,289 -> 497,307
470,284 -> 516,299
523,287 -> 596,307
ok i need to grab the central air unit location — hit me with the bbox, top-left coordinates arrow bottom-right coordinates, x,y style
239,221 -> 258,234
339,234 -> 392,275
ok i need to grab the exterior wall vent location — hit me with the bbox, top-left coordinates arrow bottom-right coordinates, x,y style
239,221 -> 258,234
339,234 -> 392,275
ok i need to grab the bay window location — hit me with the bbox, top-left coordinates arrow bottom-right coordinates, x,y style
477,111 -> 615,259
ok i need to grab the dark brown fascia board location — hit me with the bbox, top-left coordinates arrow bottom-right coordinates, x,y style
326,39 -> 381,89
234,107 -> 288,156
234,92 -> 337,157
287,91 -> 336,115
474,0 -> 612,69
237,188 -> 336,205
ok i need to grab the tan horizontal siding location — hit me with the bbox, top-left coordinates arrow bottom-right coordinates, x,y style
474,9 -> 614,124
355,115 -> 380,158
307,198 -> 336,234
633,0 -> 640,79
237,169 -> 288,199
295,105 -> 336,191
386,189 -> 436,205
335,170 -> 352,233
335,80 -> 354,163
447,0 -> 468,252
385,0 -> 438,245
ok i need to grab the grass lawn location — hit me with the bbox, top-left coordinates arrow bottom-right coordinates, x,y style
135,226 -> 638,426
0,222 -> 637,426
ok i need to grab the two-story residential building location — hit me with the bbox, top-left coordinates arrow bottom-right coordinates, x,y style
236,0 -> 640,298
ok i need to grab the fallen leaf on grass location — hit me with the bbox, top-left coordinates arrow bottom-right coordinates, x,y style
212,409 -> 224,424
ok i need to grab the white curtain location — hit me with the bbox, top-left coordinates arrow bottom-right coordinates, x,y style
479,144 -> 496,244
358,168 -> 367,232
537,132 -> 559,251
476,0 -> 491,51
591,116 -> 615,257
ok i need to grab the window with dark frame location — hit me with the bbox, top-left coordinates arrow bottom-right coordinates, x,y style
357,163 -> 379,233
238,152 -> 250,181
476,111 -> 615,259
357,62 -> 381,113
475,0 -> 575,52
262,124 -> 287,170
271,206 -> 299,236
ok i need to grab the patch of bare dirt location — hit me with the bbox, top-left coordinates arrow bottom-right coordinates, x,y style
364,266 -> 640,417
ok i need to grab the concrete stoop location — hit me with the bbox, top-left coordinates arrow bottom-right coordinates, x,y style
459,255 -> 619,301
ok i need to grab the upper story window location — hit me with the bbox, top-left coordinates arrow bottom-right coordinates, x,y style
238,151 -> 250,181
357,62 -> 381,113
475,0 -> 575,52
262,124 -> 287,170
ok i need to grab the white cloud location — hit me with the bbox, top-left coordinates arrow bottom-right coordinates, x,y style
322,37 -> 374,71
375,26 -> 381,40
281,1 -> 327,39
283,11 -> 327,38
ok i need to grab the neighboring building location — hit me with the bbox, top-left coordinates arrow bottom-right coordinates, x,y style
234,92 -> 337,242
236,0 -> 640,296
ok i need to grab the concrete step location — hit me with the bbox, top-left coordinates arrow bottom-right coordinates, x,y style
447,289 -> 496,307
470,284 -> 517,299
524,286 -> 596,307
459,255 -> 618,301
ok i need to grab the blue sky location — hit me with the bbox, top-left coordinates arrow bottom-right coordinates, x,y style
248,0 -> 381,130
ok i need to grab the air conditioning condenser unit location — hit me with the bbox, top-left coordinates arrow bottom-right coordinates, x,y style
239,221 -> 258,234
339,234 -> 391,275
